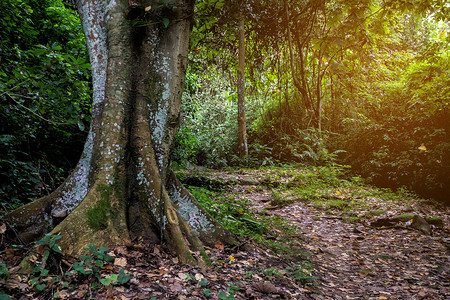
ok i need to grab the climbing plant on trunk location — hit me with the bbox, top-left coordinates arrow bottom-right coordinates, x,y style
8,0 -> 234,266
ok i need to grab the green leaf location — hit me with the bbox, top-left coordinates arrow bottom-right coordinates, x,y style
99,277 -> 113,286
87,244 -> 97,252
218,291 -> 232,300
95,260 -> 104,268
31,48 -> 47,56
0,292 -> 13,300
198,278 -> 208,286
43,250 -> 50,261
163,18 -> 170,28
40,268 -> 49,276
36,283 -> 46,291
117,269 -> 130,284
203,289 -> 212,296
51,42 -> 62,51
100,274 -> 117,286
53,244 -> 62,254
97,246 -> 110,254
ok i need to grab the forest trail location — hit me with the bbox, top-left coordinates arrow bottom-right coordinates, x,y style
2,168 -> 449,299
191,168 -> 450,299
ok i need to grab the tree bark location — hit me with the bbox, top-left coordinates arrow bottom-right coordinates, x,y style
237,10 -> 248,158
283,0 -> 314,122
8,0 -> 235,267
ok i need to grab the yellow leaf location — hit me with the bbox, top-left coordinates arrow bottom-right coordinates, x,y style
378,297 -> 388,300
144,5 -> 151,11
336,190 -> 341,195
418,145 -> 427,151
228,256 -> 235,262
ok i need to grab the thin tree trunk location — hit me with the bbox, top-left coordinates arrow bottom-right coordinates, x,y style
237,10 -> 248,157
316,51 -> 323,131
283,0 -> 313,121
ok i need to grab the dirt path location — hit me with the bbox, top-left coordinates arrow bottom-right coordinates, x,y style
202,169 -> 450,300
2,168 -> 449,299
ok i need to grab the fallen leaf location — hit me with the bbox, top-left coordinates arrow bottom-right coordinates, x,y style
195,273 -> 204,281
169,282 -> 183,293
0,223 -> 6,234
114,257 -> 127,267
418,290 -> 426,297
215,239 -> 224,251
58,290 -> 71,299
8,266 -> 21,274
253,281 -> 281,294
102,264 -> 114,270
36,244 -> 48,255
378,296 -> 388,300
5,248 -> 15,258
418,145 -> 427,151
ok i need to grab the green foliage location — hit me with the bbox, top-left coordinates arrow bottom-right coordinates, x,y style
337,54 -> 450,203
198,278 -> 208,287
28,234 -> 63,291
188,186 -> 267,235
0,0 -> 91,207
26,238 -> 129,294
176,0 -> 449,206
0,292 -> 13,300
284,261 -> 317,285
67,244 -> 129,287
175,61 -> 241,168
189,181 -> 308,258
0,263 -> 10,280
282,129 -> 345,165
35,233 -> 63,254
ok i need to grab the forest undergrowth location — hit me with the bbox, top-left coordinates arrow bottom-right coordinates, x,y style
1,164 -> 448,299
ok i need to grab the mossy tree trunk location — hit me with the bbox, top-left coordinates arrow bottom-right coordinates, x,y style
8,0 -> 234,266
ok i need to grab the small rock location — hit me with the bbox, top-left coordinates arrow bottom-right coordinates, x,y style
411,215 -> 431,235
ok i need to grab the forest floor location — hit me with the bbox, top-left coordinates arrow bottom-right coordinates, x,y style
1,166 -> 449,299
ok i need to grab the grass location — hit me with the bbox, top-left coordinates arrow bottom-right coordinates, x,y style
188,185 -> 310,259
250,164 -> 420,220
181,163 -> 423,288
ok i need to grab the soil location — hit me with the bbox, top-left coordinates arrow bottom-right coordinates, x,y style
1,168 -> 449,299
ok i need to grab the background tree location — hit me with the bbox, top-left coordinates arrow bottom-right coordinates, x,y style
174,0 -> 449,203
237,7 -> 248,157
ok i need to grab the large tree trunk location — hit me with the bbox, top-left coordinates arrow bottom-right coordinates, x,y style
8,0 -> 234,267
